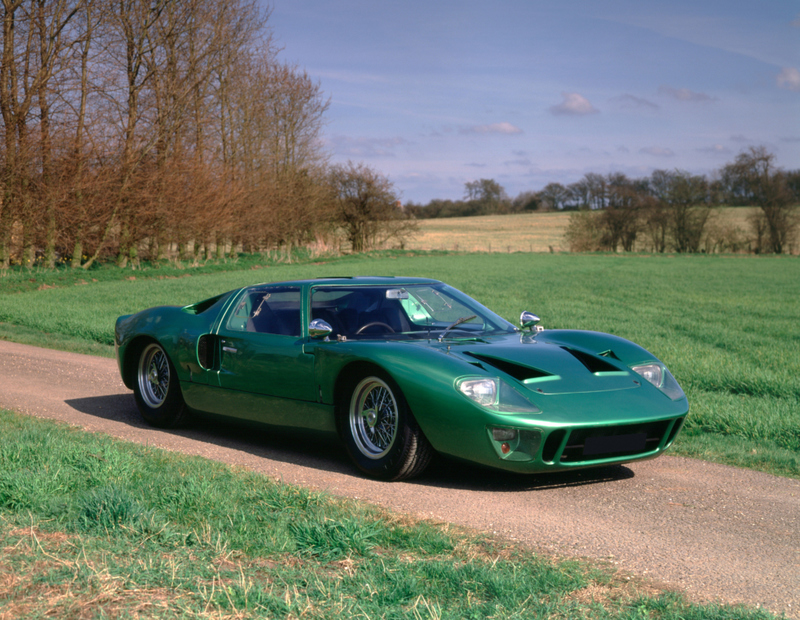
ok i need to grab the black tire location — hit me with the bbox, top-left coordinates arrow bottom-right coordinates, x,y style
339,371 -> 433,480
133,342 -> 188,428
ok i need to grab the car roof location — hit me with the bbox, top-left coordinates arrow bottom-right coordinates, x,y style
251,276 -> 442,288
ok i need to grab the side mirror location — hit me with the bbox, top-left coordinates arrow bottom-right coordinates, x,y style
308,318 -> 333,339
520,311 -> 542,331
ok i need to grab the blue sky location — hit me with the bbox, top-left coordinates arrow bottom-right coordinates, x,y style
269,1 -> 800,203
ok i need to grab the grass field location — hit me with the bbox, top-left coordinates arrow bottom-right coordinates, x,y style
0,251 -> 798,479
0,408 -> 776,619
407,207 -> 763,253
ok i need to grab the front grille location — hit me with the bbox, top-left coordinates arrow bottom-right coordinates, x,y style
558,420 -> 672,463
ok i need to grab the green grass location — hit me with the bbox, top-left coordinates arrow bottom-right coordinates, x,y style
1,251 -> 799,478
0,408 -> 777,619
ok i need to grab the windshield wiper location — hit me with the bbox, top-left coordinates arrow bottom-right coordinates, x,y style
438,315 -> 477,342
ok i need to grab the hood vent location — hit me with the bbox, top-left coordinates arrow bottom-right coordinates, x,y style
561,347 -> 621,374
465,352 -> 554,382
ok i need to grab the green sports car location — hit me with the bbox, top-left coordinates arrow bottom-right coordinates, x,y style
115,277 -> 688,480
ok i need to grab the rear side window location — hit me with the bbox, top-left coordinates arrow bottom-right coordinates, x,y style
226,287 -> 301,336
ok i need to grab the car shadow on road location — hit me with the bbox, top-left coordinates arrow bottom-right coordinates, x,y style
65,393 -> 635,492
65,393 -> 356,476
413,455 -> 635,492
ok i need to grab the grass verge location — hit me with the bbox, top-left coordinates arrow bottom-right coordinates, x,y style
0,409 -> 776,619
0,322 -> 115,358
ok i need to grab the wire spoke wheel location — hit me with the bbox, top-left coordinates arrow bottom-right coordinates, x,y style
138,343 -> 171,409
349,377 -> 399,459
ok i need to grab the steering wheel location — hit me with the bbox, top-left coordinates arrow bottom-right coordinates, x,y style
355,321 -> 396,334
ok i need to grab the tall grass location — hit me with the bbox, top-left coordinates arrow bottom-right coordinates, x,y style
1,252 -> 798,476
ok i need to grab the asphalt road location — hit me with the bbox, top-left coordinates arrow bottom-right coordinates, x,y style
0,340 -> 797,618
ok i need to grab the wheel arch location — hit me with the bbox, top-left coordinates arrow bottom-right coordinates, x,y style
333,361 -> 391,432
333,359 -> 434,480
121,335 -> 161,390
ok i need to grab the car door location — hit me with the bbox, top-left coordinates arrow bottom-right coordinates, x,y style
216,285 -> 316,402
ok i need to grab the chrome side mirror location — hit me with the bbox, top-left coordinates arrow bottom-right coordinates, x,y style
308,318 -> 333,339
520,311 -> 542,331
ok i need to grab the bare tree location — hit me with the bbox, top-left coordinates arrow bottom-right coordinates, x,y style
584,172 -> 607,210
0,0 -> 335,268
601,173 -> 642,251
1,0 -> 80,267
329,161 -> 416,252
720,147 -> 797,254
668,171 -> 710,253
223,51 -> 330,251
538,182 -> 569,210
463,178 -> 508,214
643,200 -> 669,253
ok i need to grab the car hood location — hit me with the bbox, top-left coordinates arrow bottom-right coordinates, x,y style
436,332 -> 643,395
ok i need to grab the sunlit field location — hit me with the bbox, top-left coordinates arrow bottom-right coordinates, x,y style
406,207 -> 764,253
407,211 -> 571,252
1,251 -> 798,478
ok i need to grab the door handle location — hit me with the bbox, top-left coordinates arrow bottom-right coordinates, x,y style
222,346 -> 237,354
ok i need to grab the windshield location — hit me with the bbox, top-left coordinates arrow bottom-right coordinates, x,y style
310,283 -> 516,340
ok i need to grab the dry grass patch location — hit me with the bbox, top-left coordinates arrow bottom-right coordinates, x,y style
407,211 -> 571,253
406,207 -> 777,254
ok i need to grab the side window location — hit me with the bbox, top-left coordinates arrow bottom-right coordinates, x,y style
226,287 -> 301,336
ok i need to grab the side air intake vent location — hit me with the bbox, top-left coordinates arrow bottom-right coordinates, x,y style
197,334 -> 220,370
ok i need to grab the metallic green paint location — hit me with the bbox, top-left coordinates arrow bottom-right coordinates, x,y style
116,277 -> 688,477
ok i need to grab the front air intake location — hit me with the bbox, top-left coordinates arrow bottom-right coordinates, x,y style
561,347 -> 621,374
559,420 -> 671,462
465,353 -> 554,382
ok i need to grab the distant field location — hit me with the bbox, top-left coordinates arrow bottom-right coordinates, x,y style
406,212 -> 571,252
407,207 -> 762,253
0,252 -> 798,478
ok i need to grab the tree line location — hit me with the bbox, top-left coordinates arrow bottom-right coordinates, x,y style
0,0 -> 413,269
407,147 -> 800,254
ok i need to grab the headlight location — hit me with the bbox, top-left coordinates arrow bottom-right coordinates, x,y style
632,363 -> 662,387
457,377 -> 540,413
632,363 -> 685,401
458,378 -> 497,406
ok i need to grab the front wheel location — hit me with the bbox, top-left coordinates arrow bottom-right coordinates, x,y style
134,342 -> 188,428
341,372 -> 433,480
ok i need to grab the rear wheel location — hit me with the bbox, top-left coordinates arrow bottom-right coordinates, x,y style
341,371 -> 433,480
134,342 -> 188,428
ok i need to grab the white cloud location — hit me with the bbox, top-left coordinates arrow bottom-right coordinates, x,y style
776,67 -> 800,92
612,94 -> 659,110
697,144 -> 731,155
639,146 -> 675,157
549,92 -> 599,116
658,86 -> 715,102
460,122 -> 523,135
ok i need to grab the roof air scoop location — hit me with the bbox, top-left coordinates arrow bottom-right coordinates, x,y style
520,311 -> 543,332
